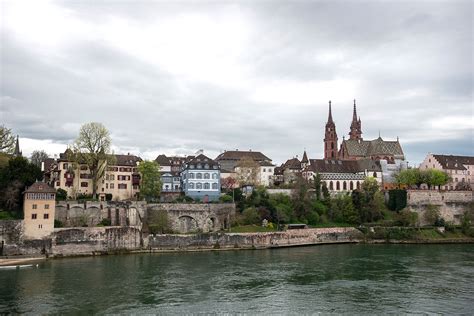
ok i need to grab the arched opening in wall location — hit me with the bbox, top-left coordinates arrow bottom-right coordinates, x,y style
329,181 -> 334,190
356,181 -> 361,190
350,182 -> 354,190
207,217 -> 216,232
336,181 -> 340,190
178,216 -> 199,233
373,172 -> 377,177
331,142 -> 334,149
224,218 -> 228,230
343,181 -> 347,190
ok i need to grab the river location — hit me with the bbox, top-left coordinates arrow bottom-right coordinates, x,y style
1,244 -> 473,314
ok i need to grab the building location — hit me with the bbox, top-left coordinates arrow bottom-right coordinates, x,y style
302,159 -> 382,192
274,151 -> 309,185
419,154 -> 474,190
45,150 -> 142,201
155,154 -> 194,192
215,150 -> 275,187
181,154 -> 221,201
324,101 -> 339,159
13,135 -> 22,157
23,182 -> 56,239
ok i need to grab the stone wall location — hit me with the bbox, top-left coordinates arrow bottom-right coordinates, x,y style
407,190 -> 473,206
147,203 -> 236,233
52,226 -> 142,256
148,227 -> 363,250
0,220 -> 51,256
267,189 -> 293,196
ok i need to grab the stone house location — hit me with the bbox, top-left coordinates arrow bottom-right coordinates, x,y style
23,182 -> 56,239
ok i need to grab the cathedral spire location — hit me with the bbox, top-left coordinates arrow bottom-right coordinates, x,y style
352,99 -> 357,122
14,135 -> 22,157
328,100 -> 333,123
349,99 -> 363,140
324,100 -> 338,159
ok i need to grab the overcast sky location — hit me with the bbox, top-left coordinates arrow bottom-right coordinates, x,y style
1,0 -> 473,166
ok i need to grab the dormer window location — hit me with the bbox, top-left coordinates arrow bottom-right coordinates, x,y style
205,164 -> 209,169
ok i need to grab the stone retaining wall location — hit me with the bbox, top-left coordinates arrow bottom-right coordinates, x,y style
407,190 -> 473,205
148,227 -> 363,250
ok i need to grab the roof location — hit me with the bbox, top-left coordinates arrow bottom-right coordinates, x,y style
185,154 -> 220,170
259,161 -> 275,167
301,151 -> 309,164
58,150 -> 142,166
215,150 -> 271,162
305,159 -> 381,174
282,158 -> 301,170
342,137 -> 404,158
433,154 -> 474,170
24,182 -> 56,194
155,154 -> 171,166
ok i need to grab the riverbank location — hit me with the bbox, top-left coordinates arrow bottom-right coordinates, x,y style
0,257 -> 45,267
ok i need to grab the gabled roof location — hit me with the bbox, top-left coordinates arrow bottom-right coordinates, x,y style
215,150 -> 271,162
282,158 -> 301,170
301,151 -> 309,164
259,161 -> 275,167
342,137 -> 404,158
155,154 -> 171,166
24,182 -> 56,194
185,154 -> 220,169
306,159 -> 381,174
58,150 -> 141,166
433,154 -> 474,170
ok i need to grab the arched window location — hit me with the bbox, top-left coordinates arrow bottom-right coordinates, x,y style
196,183 -> 202,189
329,181 -> 334,190
204,183 -> 210,189
212,173 -> 218,179
204,173 -> 210,179
189,183 -> 194,189
356,181 -> 360,190
350,181 -> 354,190
336,181 -> 340,190
373,172 -> 377,177
331,142 -> 334,149
189,173 -> 195,179
343,181 -> 347,190
196,173 -> 202,179
212,183 -> 218,189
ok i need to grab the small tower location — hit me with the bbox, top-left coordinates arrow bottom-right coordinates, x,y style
324,101 -> 339,159
349,99 -> 363,140
14,135 -> 22,157
301,150 -> 309,169
23,182 -> 56,239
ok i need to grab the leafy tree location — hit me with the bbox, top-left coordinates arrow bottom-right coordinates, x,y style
322,183 -> 331,205
71,122 -> 115,198
0,157 -> 42,213
423,205 -> 440,226
394,169 -> 418,188
56,188 -> 68,201
242,207 -> 260,225
330,194 -> 359,224
312,173 -> 322,201
30,150 -> 49,168
221,177 -> 237,192
291,176 -> 312,220
137,160 -> 162,202
395,209 -> 418,227
388,189 -> 407,211
148,209 -> 171,234
424,169 -> 450,189
0,125 -> 16,154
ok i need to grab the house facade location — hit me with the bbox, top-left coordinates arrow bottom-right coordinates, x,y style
181,154 -> 221,201
23,182 -> 56,239
44,150 -> 142,201
419,154 -> 474,190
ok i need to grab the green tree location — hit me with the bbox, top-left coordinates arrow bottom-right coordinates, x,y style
312,173 -> 322,201
330,194 -> 359,224
424,169 -> 450,189
395,209 -> 419,227
423,205 -> 440,226
30,150 -> 49,168
394,169 -> 418,188
242,207 -> 260,225
148,209 -> 171,234
56,188 -> 68,201
0,125 -> 16,154
0,157 -> 43,213
291,176 -> 312,220
138,160 -> 162,202
71,122 -> 115,199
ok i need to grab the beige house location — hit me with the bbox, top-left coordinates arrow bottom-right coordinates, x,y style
23,182 -> 56,239
419,154 -> 474,190
45,150 -> 142,201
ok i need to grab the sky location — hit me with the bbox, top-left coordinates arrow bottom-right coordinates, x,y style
1,0 -> 473,166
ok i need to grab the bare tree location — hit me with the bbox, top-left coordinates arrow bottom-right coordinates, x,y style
235,156 -> 260,186
71,122 -> 115,198
30,150 -> 49,168
0,125 -> 16,154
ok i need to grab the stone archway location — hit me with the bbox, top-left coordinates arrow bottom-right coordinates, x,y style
178,215 -> 199,233
205,217 -> 217,232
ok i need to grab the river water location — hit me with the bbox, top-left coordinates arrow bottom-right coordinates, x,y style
1,244 -> 473,314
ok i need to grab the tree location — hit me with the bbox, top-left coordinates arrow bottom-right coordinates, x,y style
0,157 -> 42,213
30,150 -> 49,168
394,169 -> 418,188
424,169 -> 450,189
242,207 -> 260,225
56,188 -> 68,201
235,156 -> 260,185
312,173 -> 322,200
0,125 -> 16,154
221,177 -> 237,192
138,160 -> 162,202
71,122 -> 115,198
291,175 -> 312,220
148,210 -> 171,234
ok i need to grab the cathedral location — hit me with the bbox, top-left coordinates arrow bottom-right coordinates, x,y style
324,100 -> 405,164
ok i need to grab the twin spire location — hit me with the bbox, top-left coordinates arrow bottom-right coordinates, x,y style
325,99 -> 363,141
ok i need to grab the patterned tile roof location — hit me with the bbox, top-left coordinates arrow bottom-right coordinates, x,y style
342,137 -> 404,158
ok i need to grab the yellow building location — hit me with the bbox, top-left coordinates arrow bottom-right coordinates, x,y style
23,182 -> 56,239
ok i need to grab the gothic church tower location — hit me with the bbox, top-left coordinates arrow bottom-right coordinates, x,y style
324,101 -> 338,159
349,99 -> 362,140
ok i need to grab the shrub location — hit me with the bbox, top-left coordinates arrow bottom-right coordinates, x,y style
219,195 -> 233,203
306,211 -> 320,226
242,207 -> 260,225
56,188 -> 67,201
105,193 -> 113,201
99,218 -> 111,226
387,189 -> 407,211
395,209 -> 418,227
54,219 -> 63,228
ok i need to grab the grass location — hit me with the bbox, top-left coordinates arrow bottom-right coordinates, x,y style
418,228 -> 444,239
230,225 -> 278,233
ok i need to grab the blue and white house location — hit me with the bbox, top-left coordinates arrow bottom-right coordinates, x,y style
181,154 -> 221,202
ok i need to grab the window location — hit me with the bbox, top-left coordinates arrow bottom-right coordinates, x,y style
204,183 -> 210,189
189,183 -> 194,189
212,183 -> 218,190
45,204 -> 49,209
343,182 -> 347,190
106,183 -> 109,189
110,183 -> 114,189
204,173 -> 210,179
32,204 -> 37,210
212,173 -> 218,179
133,185 -> 139,190
196,183 -> 202,189
336,181 -> 340,190
189,173 -> 195,179
63,163 -> 68,169
118,183 -> 127,189
81,182 -> 88,187
44,214 -> 49,219
31,213 -> 37,219
196,173 -> 202,179
263,168 -> 266,172
38,224 -> 42,229
110,175 -> 115,181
